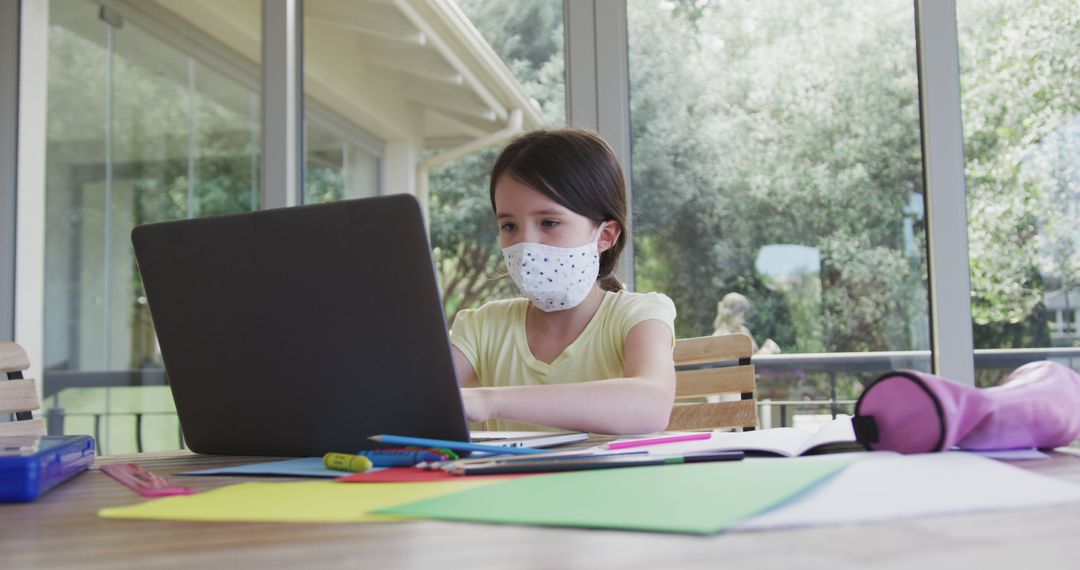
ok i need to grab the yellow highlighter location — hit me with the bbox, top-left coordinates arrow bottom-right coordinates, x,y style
323,452 -> 374,473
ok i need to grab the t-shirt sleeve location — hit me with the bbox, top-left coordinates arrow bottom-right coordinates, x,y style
449,307 -> 482,379
619,292 -> 678,343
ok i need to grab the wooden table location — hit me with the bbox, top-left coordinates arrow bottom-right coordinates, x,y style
3,449 -> 1080,569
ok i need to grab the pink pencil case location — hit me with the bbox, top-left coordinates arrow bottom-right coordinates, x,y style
852,361 -> 1080,454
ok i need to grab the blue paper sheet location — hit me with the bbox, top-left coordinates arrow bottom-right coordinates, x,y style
178,457 -> 384,478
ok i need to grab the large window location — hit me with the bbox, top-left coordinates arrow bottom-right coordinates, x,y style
627,0 -> 929,421
957,0 -> 1080,384
44,0 -> 262,454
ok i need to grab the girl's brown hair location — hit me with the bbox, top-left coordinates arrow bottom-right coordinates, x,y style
489,129 -> 628,292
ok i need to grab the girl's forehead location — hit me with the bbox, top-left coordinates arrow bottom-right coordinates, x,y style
494,175 -> 567,212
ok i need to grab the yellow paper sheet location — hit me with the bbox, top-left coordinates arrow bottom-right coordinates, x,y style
99,480 -> 493,523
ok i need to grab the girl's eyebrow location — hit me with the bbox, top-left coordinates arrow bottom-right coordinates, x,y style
496,208 -> 567,220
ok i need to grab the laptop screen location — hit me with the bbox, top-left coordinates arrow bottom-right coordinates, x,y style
132,195 -> 470,456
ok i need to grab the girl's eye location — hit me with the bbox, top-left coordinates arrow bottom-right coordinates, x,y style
541,219 -> 561,228
500,222 -> 517,233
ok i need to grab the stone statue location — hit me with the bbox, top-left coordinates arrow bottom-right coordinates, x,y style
712,292 -> 780,354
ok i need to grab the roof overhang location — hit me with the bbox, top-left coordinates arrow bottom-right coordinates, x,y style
152,0 -> 545,149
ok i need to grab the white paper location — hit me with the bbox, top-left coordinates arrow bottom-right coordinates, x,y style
612,418 -> 856,457
732,451 -> 1080,531
967,448 -> 1049,460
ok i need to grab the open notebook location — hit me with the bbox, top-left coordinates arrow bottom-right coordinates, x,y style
611,417 -> 864,457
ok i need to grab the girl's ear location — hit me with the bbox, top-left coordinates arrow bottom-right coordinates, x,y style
598,221 -> 622,253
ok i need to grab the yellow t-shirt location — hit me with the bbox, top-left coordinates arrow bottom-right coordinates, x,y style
450,290 -> 677,430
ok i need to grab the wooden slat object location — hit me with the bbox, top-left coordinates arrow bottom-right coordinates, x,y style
0,417 -> 46,437
0,341 -> 30,373
0,378 -> 41,414
668,334 -> 757,430
674,366 -> 756,398
666,400 -> 757,431
673,334 -> 752,366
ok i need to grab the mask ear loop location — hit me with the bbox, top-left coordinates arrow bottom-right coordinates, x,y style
592,221 -> 609,246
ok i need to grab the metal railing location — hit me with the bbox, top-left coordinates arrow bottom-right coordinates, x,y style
40,347 -> 1080,450
40,368 -> 173,454
50,411 -> 185,453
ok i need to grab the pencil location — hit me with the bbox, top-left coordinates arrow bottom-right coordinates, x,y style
448,451 -> 744,475
434,450 -> 649,471
368,434 -> 548,456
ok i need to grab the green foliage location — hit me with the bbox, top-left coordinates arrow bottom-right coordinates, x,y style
626,0 -> 926,351
306,166 -> 345,206
618,0 -> 1079,356
957,0 -> 1080,347
819,231 -> 912,352
427,150 -> 516,323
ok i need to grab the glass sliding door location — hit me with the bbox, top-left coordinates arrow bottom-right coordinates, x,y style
44,0 -> 261,454
956,0 -> 1080,385
626,0 -> 929,427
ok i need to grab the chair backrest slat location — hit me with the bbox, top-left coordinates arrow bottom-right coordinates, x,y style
673,334 -> 752,366
674,366 -> 756,398
0,342 -> 30,374
667,400 -> 756,431
0,417 -> 47,437
0,378 -> 41,414
668,333 -> 757,431
2,342 -> 44,437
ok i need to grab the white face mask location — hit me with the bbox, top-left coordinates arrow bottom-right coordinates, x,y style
502,223 -> 606,312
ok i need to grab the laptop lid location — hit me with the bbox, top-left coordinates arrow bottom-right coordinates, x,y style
131,195 -> 470,456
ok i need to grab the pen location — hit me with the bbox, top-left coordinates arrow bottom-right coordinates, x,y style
605,432 -> 712,450
427,450 -> 650,472
417,444 -> 631,470
369,434 -> 548,456
448,451 -> 744,475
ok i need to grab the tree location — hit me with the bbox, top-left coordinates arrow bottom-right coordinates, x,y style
957,0 -> 1080,348
628,0 -> 925,352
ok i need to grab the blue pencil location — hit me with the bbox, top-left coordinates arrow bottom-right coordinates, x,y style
368,434 -> 548,456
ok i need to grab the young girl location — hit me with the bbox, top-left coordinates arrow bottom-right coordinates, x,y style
451,129 -> 677,435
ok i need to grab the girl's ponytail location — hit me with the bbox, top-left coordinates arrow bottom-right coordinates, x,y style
598,274 -> 625,292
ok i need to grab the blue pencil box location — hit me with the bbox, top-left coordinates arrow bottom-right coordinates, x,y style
0,435 -> 95,503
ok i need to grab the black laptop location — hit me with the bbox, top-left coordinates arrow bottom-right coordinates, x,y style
131,195 -> 471,456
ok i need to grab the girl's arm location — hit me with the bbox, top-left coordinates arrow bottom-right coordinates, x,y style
451,346 -> 479,388
458,319 -> 676,435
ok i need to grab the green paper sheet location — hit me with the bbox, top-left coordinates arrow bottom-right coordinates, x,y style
99,480 -> 494,523
377,459 -> 850,534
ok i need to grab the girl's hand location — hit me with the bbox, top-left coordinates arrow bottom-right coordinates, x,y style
460,388 -> 494,423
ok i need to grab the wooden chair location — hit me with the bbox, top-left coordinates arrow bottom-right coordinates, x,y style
1,341 -> 46,436
667,333 -> 758,431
